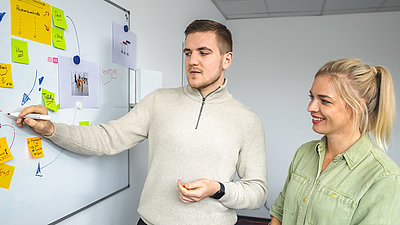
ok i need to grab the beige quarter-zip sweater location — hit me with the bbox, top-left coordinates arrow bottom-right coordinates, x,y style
48,81 -> 267,225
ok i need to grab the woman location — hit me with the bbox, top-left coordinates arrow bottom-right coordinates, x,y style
270,58 -> 400,225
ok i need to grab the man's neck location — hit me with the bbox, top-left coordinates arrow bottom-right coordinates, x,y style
199,77 -> 225,97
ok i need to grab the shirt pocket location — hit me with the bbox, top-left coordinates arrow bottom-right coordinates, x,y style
283,172 -> 309,215
307,185 -> 356,225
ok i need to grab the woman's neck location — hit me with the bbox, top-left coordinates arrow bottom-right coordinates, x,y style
326,131 -> 361,157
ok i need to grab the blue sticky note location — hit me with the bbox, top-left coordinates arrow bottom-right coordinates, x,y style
0,12 -> 6,22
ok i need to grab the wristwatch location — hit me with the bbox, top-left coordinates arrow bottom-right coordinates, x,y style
210,182 -> 225,199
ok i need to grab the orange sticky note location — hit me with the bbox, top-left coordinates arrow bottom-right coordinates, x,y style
0,137 -> 13,164
27,137 -> 44,158
0,63 -> 14,88
0,163 -> 15,189
10,0 -> 52,45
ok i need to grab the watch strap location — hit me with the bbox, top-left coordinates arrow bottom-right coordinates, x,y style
210,182 -> 225,199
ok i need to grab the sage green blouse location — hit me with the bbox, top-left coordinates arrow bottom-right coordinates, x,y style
270,135 -> 400,225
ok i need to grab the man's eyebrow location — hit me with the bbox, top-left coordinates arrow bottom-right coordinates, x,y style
198,47 -> 213,52
183,47 -> 213,52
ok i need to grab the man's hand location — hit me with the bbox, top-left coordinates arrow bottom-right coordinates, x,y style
177,178 -> 221,204
16,104 -> 55,136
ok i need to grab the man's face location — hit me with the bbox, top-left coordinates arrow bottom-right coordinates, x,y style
184,31 -> 232,96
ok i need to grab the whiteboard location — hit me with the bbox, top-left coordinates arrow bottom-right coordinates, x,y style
0,0 -> 130,224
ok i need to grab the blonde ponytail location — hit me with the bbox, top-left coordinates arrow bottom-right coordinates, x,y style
372,66 -> 395,150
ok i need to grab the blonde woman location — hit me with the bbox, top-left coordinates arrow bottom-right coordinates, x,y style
270,58 -> 400,225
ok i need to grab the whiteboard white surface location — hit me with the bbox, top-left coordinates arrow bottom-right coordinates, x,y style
0,0 -> 129,224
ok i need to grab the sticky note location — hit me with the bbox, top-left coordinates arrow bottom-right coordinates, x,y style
11,38 -> 29,64
0,137 -> 13,164
0,63 -> 14,88
79,121 -> 89,126
52,27 -> 66,50
42,88 -> 60,112
11,0 -> 51,45
27,137 -> 44,158
52,6 -> 67,29
0,163 -> 15,189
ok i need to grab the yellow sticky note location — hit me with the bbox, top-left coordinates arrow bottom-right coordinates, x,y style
79,121 -> 89,126
0,63 -> 14,88
42,88 -> 60,112
27,137 -> 44,158
11,0 -> 51,45
0,137 -> 13,164
11,38 -> 29,64
52,27 -> 66,50
0,163 -> 15,189
52,6 -> 67,29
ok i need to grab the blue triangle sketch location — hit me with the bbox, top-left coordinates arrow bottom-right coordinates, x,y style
35,162 -> 43,177
21,93 -> 31,106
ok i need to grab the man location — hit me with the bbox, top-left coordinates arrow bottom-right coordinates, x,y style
17,19 -> 267,225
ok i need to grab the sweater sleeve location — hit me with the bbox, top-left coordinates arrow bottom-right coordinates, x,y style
219,116 -> 268,209
47,90 -> 158,155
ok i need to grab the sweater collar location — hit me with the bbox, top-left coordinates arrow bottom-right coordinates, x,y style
183,78 -> 232,103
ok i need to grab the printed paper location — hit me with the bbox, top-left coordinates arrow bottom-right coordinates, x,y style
112,22 -> 137,69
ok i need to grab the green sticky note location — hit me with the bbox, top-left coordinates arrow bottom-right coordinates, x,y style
52,27 -> 66,50
79,121 -> 89,126
42,88 -> 60,112
52,6 -> 67,29
11,38 -> 29,64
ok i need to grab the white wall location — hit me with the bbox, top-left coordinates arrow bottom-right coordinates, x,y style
226,11 -> 400,218
56,3 -> 400,223
57,0 -> 225,224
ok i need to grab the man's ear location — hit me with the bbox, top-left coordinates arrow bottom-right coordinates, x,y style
222,52 -> 233,70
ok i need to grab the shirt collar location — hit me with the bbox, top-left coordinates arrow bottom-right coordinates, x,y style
183,78 -> 232,103
315,134 -> 373,170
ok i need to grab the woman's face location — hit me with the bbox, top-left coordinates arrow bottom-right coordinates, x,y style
307,75 -> 355,137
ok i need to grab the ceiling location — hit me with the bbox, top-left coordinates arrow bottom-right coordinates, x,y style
211,0 -> 400,20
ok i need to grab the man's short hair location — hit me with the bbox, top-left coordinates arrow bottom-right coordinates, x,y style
184,19 -> 233,54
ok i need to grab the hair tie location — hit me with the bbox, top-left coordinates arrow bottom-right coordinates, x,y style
375,70 -> 381,104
